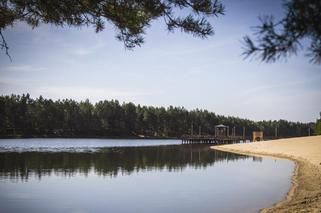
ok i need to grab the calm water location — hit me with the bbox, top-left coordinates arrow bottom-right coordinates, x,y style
0,139 -> 294,213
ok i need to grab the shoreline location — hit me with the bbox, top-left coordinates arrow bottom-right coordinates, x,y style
211,136 -> 321,212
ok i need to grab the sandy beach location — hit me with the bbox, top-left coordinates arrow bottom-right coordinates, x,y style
211,136 -> 321,212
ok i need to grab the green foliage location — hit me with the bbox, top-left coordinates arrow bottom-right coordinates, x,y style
0,94 -> 313,138
315,119 -> 321,135
243,0 -> 321,64
1,0 -> 320,64
0,0 -> 224,57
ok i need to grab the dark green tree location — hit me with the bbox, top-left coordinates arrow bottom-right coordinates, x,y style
122,102 -> 137,135
316,112 -> 321,135
0,94 -> 314,138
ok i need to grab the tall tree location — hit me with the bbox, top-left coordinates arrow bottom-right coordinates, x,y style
0,94 -> 314,138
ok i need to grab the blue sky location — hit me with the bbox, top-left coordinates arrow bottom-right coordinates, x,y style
0,0 -> 320,122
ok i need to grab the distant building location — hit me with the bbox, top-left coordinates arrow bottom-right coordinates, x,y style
252,131 -> 263,142
214,124 -> 229,137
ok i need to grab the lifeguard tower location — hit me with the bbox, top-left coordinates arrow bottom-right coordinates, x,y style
252,131 -> 263,142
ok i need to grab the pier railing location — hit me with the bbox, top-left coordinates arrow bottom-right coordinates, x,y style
181,134 -> 246,145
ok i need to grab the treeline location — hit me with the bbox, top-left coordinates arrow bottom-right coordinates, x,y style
0,94 -> 314,138
316,118 -> 321,135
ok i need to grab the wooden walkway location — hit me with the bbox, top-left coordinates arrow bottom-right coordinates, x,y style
181,135 -> 246,145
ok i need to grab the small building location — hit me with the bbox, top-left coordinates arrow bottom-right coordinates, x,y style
252,131 -> 263,142
214,124 -> 229,137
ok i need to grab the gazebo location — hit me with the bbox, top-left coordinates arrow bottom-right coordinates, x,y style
214,124 -> 229,137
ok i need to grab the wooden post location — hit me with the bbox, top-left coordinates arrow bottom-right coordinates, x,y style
275,127 -> 278,138
191,123 -> 194,135
243,127 -> 245,140
199,126 -> 201,135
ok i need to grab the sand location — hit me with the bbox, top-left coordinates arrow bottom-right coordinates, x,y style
211,135 -> 321,213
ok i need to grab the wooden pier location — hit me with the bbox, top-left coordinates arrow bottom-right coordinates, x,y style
181,135 -> 246,145
181,124 -> 249,145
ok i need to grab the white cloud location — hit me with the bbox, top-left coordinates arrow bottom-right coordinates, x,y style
4,65 -> 47,72
70,48 -> 93,56
68,40 -> 107,57
238,78 -> 320,101
33,86 -> 157,102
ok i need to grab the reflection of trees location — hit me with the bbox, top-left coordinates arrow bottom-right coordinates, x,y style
0,145 -> 250,180
252,156 -> 263,162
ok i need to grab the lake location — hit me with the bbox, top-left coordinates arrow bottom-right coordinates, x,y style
0,139 -> 294,213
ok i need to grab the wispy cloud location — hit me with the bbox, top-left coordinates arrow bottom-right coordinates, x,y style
238,78 -> 321,100
34,86 -> 158,102
147,36 -> 237,58
3,65 -> 47,72
70,48 -> 94,56
68,41 -> 107,57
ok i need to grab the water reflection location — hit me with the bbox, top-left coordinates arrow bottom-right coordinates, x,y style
0,145 -> 254,180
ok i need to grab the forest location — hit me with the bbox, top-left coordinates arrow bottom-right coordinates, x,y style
0,94 -> 314,139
